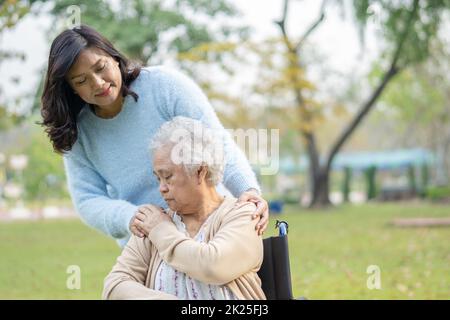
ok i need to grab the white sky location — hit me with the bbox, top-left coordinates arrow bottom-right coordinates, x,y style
0,0 -> 379,113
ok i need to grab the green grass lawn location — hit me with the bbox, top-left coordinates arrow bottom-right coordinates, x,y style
0,202 -> 449,299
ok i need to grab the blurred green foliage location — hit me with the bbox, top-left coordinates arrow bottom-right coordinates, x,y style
0,0 -> 40,127
1,116 -> 68,202
50,0 -> 249,64
352,0 -> 450,67
22,122 -> 68,201
425,185 -> 450,201
373,41 -> 449,126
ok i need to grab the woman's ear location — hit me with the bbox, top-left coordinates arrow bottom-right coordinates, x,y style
197,166 -> 208,185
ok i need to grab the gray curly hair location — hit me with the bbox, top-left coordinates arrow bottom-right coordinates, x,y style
149,116 -> 226,186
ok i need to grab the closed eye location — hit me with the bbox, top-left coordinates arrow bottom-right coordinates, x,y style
96,63 -> 106,72
75,78 -> 86,85
153,171 -> 161,181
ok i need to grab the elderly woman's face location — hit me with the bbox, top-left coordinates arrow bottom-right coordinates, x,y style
152,146 -> 202,213
66,47 -> 122,108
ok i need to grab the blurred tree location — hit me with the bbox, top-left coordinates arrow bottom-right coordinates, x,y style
269,0 -> 450,207
181,0 -> 450,207
49,0 -> 249,65
0,0 -> 33,31
22,116 -> 68,201
0,0 -> 40,130
376,39 -> 450,184
342,166 -> 351,202
365,165 -> 377,200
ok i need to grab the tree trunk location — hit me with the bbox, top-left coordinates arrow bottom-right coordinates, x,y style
301,131 -> 332,207
309,167 -> 331,208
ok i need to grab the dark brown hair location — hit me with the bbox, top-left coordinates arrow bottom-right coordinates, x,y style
40,24 -> 141,153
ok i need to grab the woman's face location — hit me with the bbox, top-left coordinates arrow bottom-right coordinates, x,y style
66,47 -> 122,108
153,146 -> 204,214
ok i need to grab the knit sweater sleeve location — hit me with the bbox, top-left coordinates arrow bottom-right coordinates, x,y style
154,67 -> 261,196
63,143 -> 137,239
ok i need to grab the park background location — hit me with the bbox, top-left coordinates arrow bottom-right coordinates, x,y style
0,0 -> 449,299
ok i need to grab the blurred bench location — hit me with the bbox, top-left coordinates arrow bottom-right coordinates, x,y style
378,186 -> 416,201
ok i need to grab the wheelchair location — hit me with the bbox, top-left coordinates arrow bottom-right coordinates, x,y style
257,220 -> 302,300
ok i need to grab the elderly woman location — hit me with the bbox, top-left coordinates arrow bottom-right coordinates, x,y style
102,117 -> 265,300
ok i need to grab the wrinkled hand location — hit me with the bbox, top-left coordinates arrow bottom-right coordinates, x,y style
131,204 -> 171,237
237,189 -> 269,236
129,204 -> 171,238
129,208 -> 146,238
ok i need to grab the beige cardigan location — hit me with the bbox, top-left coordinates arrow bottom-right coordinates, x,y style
102,196 -> 266,300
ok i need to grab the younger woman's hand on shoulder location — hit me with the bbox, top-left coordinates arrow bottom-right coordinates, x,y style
237,189 -> 269,236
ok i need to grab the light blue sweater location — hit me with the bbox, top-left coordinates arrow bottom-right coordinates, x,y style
63,66 -> 260,247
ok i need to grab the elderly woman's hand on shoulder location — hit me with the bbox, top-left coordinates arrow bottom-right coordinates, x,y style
129,204 -> 172,238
